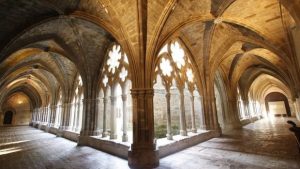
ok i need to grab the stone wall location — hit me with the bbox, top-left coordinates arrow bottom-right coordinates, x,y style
0,92 -> 31,126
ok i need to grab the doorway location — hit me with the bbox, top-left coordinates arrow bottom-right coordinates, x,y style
3,111 -> 13,124
265,92 -> 291,117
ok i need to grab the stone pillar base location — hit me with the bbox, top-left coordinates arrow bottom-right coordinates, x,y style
166,134 -> 173,140
57,127 -> 65,137
122,134 -> 128,142
102,131 -> 107,138
222,122 -> 242,132
80,130 -> 101,136
128,147 -> 159,169
78,130 -> 101,146
45,126 -> 51,132
199,124 -> 206,130
180,130 -> 187,136
77,135 -> 89,146
110,134 -> 118,140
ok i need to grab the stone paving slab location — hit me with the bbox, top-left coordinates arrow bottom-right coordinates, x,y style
0,117 -> 299,169
158,117 -> 300,169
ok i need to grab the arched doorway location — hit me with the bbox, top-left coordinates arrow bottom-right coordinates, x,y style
3,111 -> 13,124
265,92 -> 291,117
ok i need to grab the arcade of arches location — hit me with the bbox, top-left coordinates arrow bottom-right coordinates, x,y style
0,0 -> 300,168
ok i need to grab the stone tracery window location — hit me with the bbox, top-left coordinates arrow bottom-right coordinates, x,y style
107,45 -> 122,74
69,75 -> 83,132
170,41 -> 185,69
154,40 -> 203,141
54,90 -> 62,127
186,68 -> 194,83
237,87 -> 246,119
160,58 -> 173,77
98,43 -> 132,142
119,67 -> 128,82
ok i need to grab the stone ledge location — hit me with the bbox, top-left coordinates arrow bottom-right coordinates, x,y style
31,124 -> 221,160
158,130 -> 221,158
38,124 -> 47,130
62,130 -> 79,142
84,136 -> 129,159
48,127 -> 59,135
31,124 -> 79,142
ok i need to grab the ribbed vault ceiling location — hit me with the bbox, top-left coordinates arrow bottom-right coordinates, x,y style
0,0 -> 299,108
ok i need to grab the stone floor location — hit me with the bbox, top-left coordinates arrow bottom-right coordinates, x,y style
0,117 -> 299,169
159,117 -> 300,169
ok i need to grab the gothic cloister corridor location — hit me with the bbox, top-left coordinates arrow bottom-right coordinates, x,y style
1,117 -> 299,169
1,0 -> 300,168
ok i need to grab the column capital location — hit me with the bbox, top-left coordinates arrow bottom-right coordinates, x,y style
165,92 -> 171,99
80,129 -> 101,136
110,96 -> 117,102
122,94 -> 128,101
61,102 -> 72,108
243,100 -> 249,104
103,97 -> 108,103
50,105 -> 57,109
82,98 -> 100,103
131,88 -> 154,96
190,95 -> 195,100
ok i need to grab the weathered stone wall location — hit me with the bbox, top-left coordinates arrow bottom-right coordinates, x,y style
1,92 -> 31,126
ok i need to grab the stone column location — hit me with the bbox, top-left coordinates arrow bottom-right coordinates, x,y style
102,94 -> 108,137
72,102 -> 78,131
198,96 -> 206,129
57,104 -> 65,133
31,109 -> 34,122
36,108 -> 39,122
122,92 -> 128,142
95,98 -> 101,134
32,108 -> 36,122
226,99 -> 242,130
243,100 -> 250,119
42,107 -> 45,122
110,90 -> 117,139
237,100 -> 242,119
43,107 -> 46,123
79,98 -> 100,136
289,99 -> 296,117
39,108 -> 42,122
34,108 -> 38,122
49,105 -> 57,127
47,106 -> 51,126
57,105 -> 62,127
128,89 -> 159,169
62,103 -> 71,130
39,107 -> 44,123
37,108 -> 40,122
294,100 -> 298,119
165,91 -> 173,140
46,106 -> 51,125
190,94 -> 197,133
44,107 -> 48,123
42,107 -> 45,123
202,95 -> 221,131
211,97 -> 221,131
75,102 -> 81,132
179,89 -> 187,136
